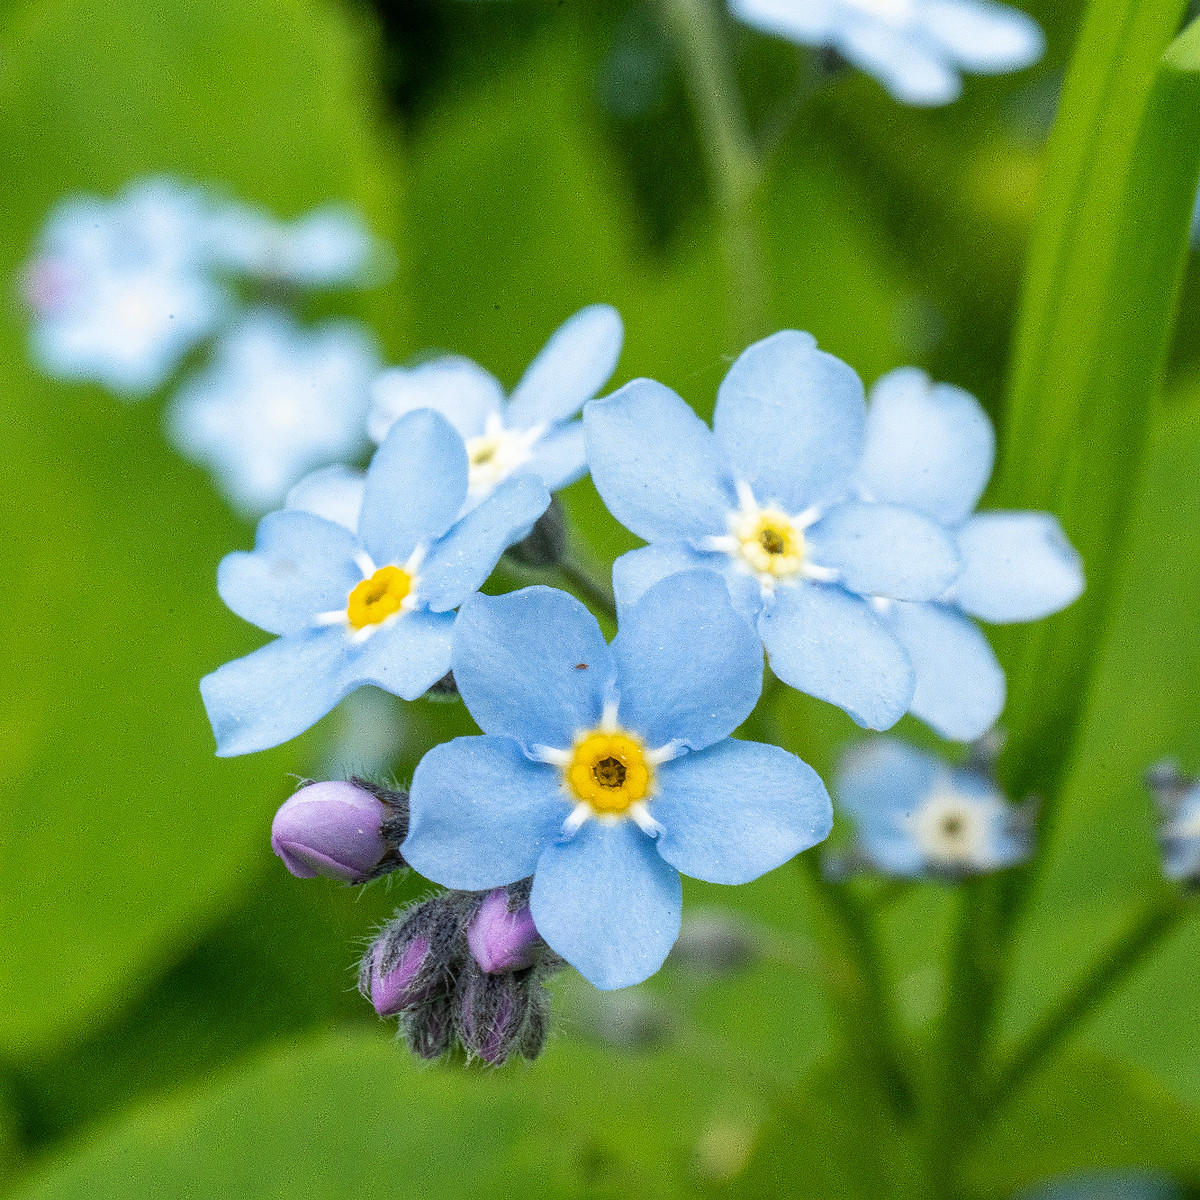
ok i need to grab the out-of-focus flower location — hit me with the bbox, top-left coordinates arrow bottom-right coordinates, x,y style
285,464 -> 367,532
200,409 -> 550,756
1146,760 -> 1200,885
729,0 -> 1044,107
166,309 -> 378,515
369,305 -> 623,504
856,368 -> 1084,740
835,737 -> 1030,877
23,177 -> 228,396
402,573 -> 833,990
587,331 -> 962,731
205,201 -> 384,289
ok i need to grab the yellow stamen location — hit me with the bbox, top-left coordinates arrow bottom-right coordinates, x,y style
346,565 -> 411,630
565,730 -> 653,814
734,509 -> 805,578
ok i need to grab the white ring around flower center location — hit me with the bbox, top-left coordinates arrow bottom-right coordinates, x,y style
465,414 -> 545,494
906,786 -> 991,868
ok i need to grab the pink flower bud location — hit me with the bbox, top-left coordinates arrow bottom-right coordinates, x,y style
270,781 -> 387,883
467,889 -> 540,974
370,936 -> 433,1017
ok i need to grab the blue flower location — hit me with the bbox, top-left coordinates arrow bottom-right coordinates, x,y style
836,738 -> 1028,876
368,305 -> 623,503
204,200 -> 384,289
1148,764 -> 1200,884
729,0 -> 1044,107
401,573 -> 833,990
855,367 -> 1084,740
166,308 -> 379,515
201,409 -> 550,757
23,177 -> 228,396
285,464 -> 367,532
585,331 -> 963,731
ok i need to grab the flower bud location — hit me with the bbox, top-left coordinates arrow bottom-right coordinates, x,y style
271,780 -> 387,882
404,996 -> 454,1060
504,496 -> 566,568
454,964 -> 533,1066
467,888 -> 540,974
369,935 -> 433,1017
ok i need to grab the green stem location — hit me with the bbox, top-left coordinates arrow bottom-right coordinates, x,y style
656,0 -> 771,344
981,891 -> 1188,1120
799,856 -> 915,1122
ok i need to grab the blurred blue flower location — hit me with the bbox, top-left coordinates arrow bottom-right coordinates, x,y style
856,367 -> 1084,740
201,409 -> 550,756
1018,1168 -> 1182,1200
369,304 -> 623,504
836,737 -> 1029,876
204,200 -> 384,289
586,331 -> 962,731
22,177 -> 228,396
166,309 -> 378,515
1147,762 -> 1200,884
401,573 -> 833,990
729,0 -> 1044,106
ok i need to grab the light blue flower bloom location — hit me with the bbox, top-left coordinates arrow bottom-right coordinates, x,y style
369,305 -> 623,504
286,463 -> 366,531
402,573 -> 833,989
23,177 -> 228,396
205,200 -> 384,289
856,367 -> 1084,741
729,0 -> 1044,106
201,409 -> 550,757
166,309 -> 379,515
1153,777 -> 1200,884
836,737 -> 1028,876
585,331 -> 963,731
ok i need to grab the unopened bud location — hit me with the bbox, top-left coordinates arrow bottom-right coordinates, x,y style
467,888 -> 540,973
404,996 -> 454,1060
271,780 -> 387,882
455,964 -> 536,1066
369,935 -> 433,1017
504,496 -> 567,568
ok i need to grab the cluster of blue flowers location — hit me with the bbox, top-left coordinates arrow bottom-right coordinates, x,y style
201,314 -> 1084,997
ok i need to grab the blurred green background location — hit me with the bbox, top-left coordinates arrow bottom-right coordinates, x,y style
3,0 -> 1200,1195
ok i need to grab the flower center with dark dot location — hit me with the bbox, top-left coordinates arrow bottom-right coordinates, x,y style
347,565 -> 411,629
759,528 -> 786,555
565,731 -> 652,814
593,756 -> 627,788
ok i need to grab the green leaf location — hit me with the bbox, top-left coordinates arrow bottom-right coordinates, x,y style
964,1053 -> 1200,1197
997,3 -> 1200,797
0,0 -> 404,1054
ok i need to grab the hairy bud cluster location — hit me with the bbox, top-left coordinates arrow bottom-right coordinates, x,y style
360,879 -> 562,1066
270,777 -> 409,885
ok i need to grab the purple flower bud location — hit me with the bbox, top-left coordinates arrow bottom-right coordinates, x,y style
405,997 -> 454,1060
369,935 -> 432,1017
270,781 -> 387,883
467,889 -> 540,974
455,967 -> 531,1066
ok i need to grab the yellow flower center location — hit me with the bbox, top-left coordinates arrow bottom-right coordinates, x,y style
565,730 -> 653,814
346,565 -> 411,630
733,509 -> 805,578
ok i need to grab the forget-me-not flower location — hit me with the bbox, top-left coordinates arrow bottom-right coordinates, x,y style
729,0 -> 1045,107
166,308 -> 379,515
401,573 -> 833,989
836,737 -> 1028,876
201,409 -> 550,757
205,200 -> 383,289
1146,761 -> 1200,884
285,463 -> 367,532
369,305 -> 623,504
856,367 -> 1084,740
585,331 -> 963,731
23,177 -> 228,395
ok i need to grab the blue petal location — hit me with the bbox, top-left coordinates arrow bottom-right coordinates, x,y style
834,22 -> 962,106
652,739 -> 832,885
713,330 -> 865,512
613,543 -> 765,627
526,421 -> 587,491
285,464 -> 366,532
531,818 -> 682,990
922,0 -> 1045,73
505,304 -> 624,430
419,475 -> 550,612
805,501 -> 962,601
367,356 -> 502,444
451,587 -> 613,749
217,510 -> 360,636
403,736 -> 567,890
835,738 -> 936,874
201,627 -> 353,756
584,380 -> 735,543
759,582 -> 914,729
859,367 -> 994,526
357,409 -> 468,568
728,0 -> 839,43
612,571 -> 762,751
884,601 -> 1004,742
952,512 -> 1084,623
350,609 -> 456,700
